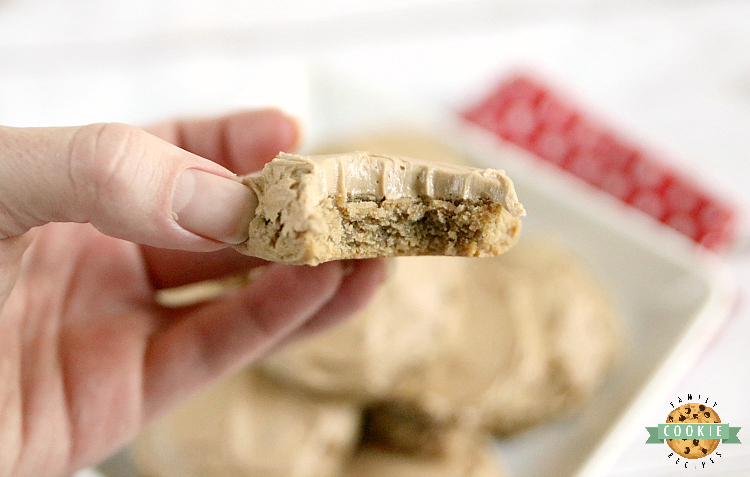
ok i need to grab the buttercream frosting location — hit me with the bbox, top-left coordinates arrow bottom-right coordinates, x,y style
252,152 -> 525,216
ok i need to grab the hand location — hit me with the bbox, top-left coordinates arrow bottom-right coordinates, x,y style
0,110 -> 387,477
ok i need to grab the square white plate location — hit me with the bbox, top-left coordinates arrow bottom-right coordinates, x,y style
94,63 -> 737,477
298,65 -> 738,476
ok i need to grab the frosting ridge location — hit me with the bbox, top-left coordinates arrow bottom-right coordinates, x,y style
271,152 -> 525,217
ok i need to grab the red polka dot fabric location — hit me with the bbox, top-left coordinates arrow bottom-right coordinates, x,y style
463,74 -> 737,252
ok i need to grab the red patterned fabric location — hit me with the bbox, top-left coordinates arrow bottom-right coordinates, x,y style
463,74 -> 737,252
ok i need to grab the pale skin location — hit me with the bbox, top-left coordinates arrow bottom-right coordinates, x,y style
0,110 -> 387,477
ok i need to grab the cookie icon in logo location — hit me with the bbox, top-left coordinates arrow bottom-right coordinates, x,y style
666,403 -> 721,459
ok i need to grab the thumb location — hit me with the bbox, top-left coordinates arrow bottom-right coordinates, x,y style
0,123 -> 256,251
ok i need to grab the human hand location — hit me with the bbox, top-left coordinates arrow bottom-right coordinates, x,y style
0,110 -> 387,477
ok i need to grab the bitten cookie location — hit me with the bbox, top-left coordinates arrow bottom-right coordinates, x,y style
235,152 -> 524,265
666,404 -> 721,459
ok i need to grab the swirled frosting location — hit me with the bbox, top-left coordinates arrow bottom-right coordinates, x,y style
258,152 -> 525,217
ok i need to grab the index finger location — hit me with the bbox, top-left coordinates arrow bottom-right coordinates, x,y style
147,109 -> 300,173
142,109 -> 300,289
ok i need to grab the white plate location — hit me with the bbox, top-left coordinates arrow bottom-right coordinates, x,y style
95,63 -> 737,477
300,65 -> 737,477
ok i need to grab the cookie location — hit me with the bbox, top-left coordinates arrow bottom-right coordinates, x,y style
132,369 -> 360,477
236,151 -> 524,265
666,403 -> 721,459
259,240 -> 621,436
259,255 -> 469,400
358,400 -> 466,458
344,431 -> 503,477
469,241 -> 622,435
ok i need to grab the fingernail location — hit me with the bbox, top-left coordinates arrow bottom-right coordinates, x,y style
172,169 -> 257,244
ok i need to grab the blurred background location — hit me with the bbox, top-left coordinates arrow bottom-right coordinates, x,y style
1,0 -> 749,475
1,0 -> 748,205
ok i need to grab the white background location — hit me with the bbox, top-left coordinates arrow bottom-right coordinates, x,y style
1,0 -> 749,475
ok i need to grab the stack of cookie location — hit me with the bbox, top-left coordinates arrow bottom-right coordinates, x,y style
133,239 -> 621,477
132,132 -> 621,476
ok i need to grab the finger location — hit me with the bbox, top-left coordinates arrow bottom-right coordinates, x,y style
141,245 -> 267,290
0,123 -> 256,250
141,110 -> 300,288
148,109 -> 300,174
0,233 -> 35,308
142,261 -> 343,420
284,258 -> 389,340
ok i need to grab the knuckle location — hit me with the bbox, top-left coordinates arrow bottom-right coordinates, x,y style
68,122 -> 146,212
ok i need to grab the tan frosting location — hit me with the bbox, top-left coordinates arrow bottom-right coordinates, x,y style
245,151 -> 525,215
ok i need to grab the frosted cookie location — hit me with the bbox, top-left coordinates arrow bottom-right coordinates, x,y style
236,152 -> 524,265
465,242 -> 621,435
259,240 -> 621,436
344,432 -> 503,477
666,404 -> 721,459
132,370 -> 359,477
258,255 -> 468,400
350,399 -> 500,477
358,400 -> 467,458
